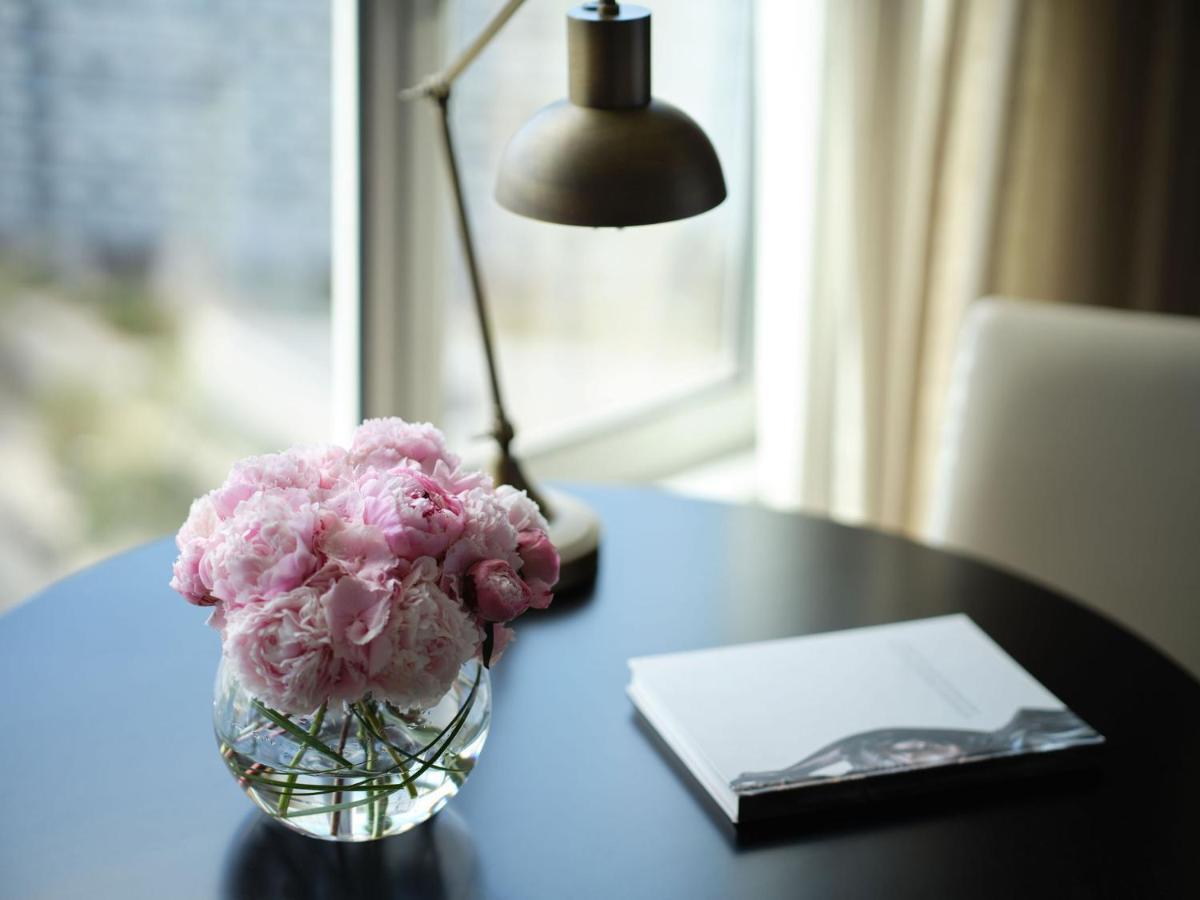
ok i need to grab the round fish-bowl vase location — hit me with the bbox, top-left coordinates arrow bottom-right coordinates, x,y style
213,658 -> 491,841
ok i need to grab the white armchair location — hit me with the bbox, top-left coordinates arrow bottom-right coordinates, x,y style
926,298 -> 1200,679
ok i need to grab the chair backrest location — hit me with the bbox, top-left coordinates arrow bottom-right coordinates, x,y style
926,297 -> 1200,679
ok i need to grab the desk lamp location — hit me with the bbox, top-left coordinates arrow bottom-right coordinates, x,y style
401,0 -> 726,592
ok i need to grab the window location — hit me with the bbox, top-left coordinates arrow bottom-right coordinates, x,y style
0,0 -> 333,607
0,0 -> 755,608
445,0 -> 753,447
358,0 -> 756,480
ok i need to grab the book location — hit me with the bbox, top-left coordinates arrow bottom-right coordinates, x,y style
627,614 -> 1104,825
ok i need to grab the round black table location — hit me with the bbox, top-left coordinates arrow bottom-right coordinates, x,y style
2,486 -> 1197,899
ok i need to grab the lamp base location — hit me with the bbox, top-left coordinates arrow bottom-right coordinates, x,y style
542,487 -> 601,596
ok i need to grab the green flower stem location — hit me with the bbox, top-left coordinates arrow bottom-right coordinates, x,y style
365,710 -> 386,839
252,701 -> 354,768
233,718 -> 276,743
360,681 -> 477,773
358,700 -> 419,800
281,781 -> 417,819
329,713 -> 353,838
233,672 -> 482,830
356,715 -> 379,838
235,768 -> 409,795
407,672 -> 479,785
278,702 -> 327,817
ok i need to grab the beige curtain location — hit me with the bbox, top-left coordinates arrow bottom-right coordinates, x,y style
754,0 -> 1199,532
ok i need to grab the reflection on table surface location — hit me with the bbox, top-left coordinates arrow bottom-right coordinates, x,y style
222,808 -> 480,900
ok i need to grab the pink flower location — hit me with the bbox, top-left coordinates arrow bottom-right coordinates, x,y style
211,445 -> 348,519
441,488 -> 521,582
468,559 -> 533,622
178,492 -> 221,545
496,485 -> 549,533
349,418 -> 494,495
172,552 -> 215,606
429,458 -> 492,494
349,419 -> 458,476
371,561 -> 483,710
517,529 -> 559,609
170,417 -> 562,711
323,575 -> 393,650
201,494 -> 326,608
287,444 -> 351,491
223,587 -> 337,715
317,518 -> 395,584
170,494 -> 220,605
332,471 -> 466,562
321,576 -> 395,699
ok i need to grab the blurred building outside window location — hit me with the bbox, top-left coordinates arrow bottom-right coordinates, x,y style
0,0 -> 332,610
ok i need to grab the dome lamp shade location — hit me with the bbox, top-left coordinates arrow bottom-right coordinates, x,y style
495,2 -> 727,227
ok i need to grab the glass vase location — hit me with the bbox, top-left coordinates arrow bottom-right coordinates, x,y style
214,658 -> 491,842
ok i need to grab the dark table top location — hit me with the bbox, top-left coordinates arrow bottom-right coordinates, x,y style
2,485 -> 1198,899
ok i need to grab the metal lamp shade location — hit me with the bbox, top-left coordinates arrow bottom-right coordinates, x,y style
495,98 -> 725,227
494,2 -> 726,227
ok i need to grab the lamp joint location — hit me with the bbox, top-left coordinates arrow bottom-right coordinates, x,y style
492,417 -> 516,449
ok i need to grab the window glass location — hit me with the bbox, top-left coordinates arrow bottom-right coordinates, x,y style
0,0 -> 331,608
443,0 -> 753,447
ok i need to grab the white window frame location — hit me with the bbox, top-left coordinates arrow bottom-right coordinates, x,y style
333,0 -> 756,481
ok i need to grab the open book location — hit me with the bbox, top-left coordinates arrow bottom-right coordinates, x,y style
627,615 -> 1103,824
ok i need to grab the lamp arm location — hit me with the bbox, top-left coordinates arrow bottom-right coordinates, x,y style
399,0 -> 527,101
399,1 -> 549,514
431,94 -> 542,499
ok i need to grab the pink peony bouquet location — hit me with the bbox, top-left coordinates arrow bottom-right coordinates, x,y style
169,418 -> 559,716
